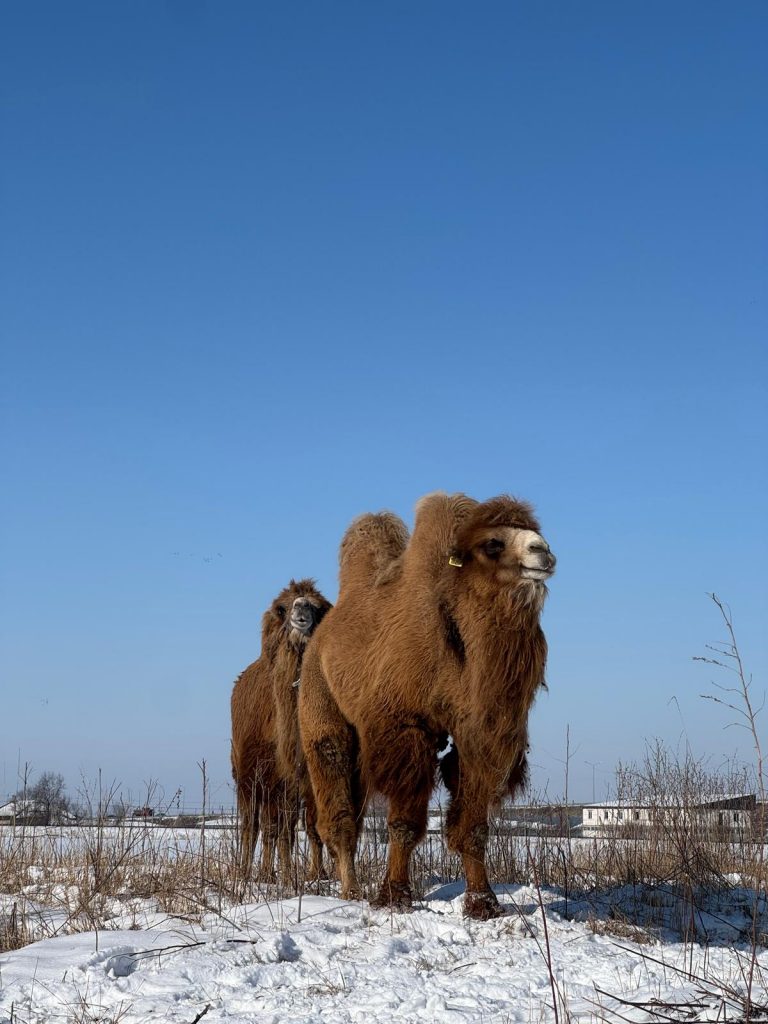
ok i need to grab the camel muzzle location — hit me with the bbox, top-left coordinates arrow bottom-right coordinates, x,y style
521,547 -> 556,581
290,599 -> 315,634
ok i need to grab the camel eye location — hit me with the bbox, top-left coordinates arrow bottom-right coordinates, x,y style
482,539 -> 505,559
275,605 -> 286,619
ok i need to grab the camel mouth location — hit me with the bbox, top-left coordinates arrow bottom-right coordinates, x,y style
288,626 -> 312,648
289,616 -> 314,635
520,568 -> 554,581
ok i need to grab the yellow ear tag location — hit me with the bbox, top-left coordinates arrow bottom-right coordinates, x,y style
448,555 -> 463,568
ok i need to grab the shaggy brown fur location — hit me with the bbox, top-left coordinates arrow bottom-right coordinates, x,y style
298,493 -> 555,918
231,579 -> 332,882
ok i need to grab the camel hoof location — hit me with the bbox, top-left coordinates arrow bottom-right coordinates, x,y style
371,883 -> 413,912
340,885 -> 362,901
463,890 -> 503,920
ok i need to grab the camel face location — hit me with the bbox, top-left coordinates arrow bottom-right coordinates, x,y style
269,583 -> 330,651
287,596 -> 325,644
471,527 -> 556,585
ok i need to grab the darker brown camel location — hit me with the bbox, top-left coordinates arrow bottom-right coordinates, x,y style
231,579 -> 332,882
298,493 -> 555,919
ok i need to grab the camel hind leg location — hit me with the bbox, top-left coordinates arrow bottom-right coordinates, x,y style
258,797 -> 279,882
299,651 -> 363,899
236,780 -> 260,879
303,789 -> 327,880
276,790 -> 299,888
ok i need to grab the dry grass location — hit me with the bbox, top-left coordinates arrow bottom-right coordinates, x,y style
0,818 -> 238,947
2,773 -> 765,954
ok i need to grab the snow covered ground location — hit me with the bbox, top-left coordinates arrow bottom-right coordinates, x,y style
2,884 -> 766,1023
2,824 -> 766,1021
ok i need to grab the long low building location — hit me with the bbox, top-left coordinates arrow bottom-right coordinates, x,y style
581,793 -> 757,837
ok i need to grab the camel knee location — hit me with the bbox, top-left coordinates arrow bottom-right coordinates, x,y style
307,736 -> 359,827
310,735 -> 355,775
466,821 -> 489,856
388,818 -> 424,851
447,819 -> 488,858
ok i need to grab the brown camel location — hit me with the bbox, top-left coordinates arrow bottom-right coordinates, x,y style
231,578 -> 332,882
298,493 -> 555,919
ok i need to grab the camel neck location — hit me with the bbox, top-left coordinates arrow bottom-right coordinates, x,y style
455,588 -> 547,730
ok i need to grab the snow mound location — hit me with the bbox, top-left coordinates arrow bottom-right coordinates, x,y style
0,888 -> 764,1023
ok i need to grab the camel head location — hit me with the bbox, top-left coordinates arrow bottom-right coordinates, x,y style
263,578 -> 332,655
450,496 -> 556,600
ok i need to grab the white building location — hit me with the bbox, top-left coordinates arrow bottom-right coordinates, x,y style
0,799 -> 38,824
582,794 -> 755,838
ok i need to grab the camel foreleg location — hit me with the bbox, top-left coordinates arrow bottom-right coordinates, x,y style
371,794 -> 429,911
441,753 -> 502,920
369,723 -> 433,911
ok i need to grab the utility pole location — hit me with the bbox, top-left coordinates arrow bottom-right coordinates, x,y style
585,760 -> 602,803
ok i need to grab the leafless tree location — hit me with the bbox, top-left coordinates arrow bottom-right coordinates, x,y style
15,771 -> 71,825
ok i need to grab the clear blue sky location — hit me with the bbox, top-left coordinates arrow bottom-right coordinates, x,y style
1,1 -> 766,809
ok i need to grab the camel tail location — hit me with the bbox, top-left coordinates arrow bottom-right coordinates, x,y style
338,511 -> 409,593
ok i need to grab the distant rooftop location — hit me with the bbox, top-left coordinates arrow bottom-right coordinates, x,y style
583,793 -> 754,809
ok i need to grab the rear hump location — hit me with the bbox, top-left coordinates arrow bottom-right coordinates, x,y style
338,511 -> 409,593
